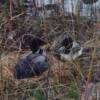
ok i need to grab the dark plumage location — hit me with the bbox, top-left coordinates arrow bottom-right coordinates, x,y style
62,37 -> 73,48
29,37 -> 46,53
56,36 -> 73,54
15,37 -> 48,79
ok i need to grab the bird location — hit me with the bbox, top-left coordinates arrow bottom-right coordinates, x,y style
53,35 -> 83,61
14,37 -> 49,79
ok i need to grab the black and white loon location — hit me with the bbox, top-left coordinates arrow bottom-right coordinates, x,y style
15,37 -> 49,79
53,36 -> 83,61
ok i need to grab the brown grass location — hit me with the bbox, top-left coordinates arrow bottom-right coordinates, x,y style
0,16 -> 100,100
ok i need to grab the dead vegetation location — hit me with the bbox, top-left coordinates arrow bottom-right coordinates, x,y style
0,16 -> 100,100
0,0 -> 100,100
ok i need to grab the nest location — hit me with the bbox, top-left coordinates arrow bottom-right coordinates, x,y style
0,51 -> 74,100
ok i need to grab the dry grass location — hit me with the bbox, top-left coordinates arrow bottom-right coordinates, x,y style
0,16 -> 100,100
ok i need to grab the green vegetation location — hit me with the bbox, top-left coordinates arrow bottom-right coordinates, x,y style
67,81 -> 80,100
32,89 -> 46,100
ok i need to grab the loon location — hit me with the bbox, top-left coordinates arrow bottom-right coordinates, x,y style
53,35 -> 83,61
15,37 -> 49,79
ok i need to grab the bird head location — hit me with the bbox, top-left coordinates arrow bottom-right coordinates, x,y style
29,37 -> 46,53
60,41 -> 83,61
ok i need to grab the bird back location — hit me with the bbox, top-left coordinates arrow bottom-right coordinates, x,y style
15,52 -> 48,79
